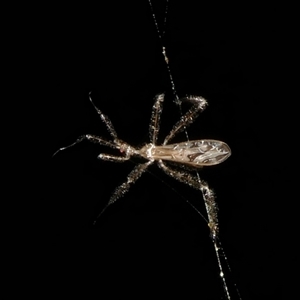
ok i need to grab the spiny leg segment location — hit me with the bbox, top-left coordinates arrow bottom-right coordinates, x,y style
94,160 -> 153,223
53,93 -> 120,158
157,160 -> 219,240
163,96 -> 208,145
52,134 -> 118,158
149,93 -> 164,144
88,92 -> 118,140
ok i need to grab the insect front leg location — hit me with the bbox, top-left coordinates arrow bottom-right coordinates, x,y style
89,92 -> 118,140
53,134 -> 118,157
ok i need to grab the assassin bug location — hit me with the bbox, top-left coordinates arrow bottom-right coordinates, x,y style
53,92 -> 231,235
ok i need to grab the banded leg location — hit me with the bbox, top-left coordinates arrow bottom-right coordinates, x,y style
158,160 -> 219,240
149,93 -> 165,144
94,160 -> 154,223
163,96 -> 208,145
52,134 -> 117,157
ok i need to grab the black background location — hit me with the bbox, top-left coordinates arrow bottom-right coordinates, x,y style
42,1 -> 282,299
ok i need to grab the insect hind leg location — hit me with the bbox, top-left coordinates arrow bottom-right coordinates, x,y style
158,159 -> 219,240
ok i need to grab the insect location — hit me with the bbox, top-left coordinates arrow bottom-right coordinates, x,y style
53,92 -> 231,238
53,1 -> 240,298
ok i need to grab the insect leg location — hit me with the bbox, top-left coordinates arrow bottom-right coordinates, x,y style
163,96 -> 208,145
98,153 -> 130,163
89,92 -> 118,140
149,93 -> 164,144
52,134 -> 117,157
158,160 -> 219,239
94,160 -> 153,223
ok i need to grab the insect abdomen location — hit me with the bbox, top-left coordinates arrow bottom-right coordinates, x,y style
152,140 -> 231,167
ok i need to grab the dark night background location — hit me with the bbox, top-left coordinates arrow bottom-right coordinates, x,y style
41,1 -> 282,299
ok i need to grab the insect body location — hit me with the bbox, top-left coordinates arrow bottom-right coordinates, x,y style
54,92 -> 231,229
143,140 -> 231,167
53,1 -> 239,297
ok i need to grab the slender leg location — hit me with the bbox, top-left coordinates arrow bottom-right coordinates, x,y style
158,160 -> 219,240
163,95 -> 208,145
94,160 -> 153,223
52,134 -> 118,157
89,92 -> 118,140
149,93 -> 165,144
98,153 -> 130,162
